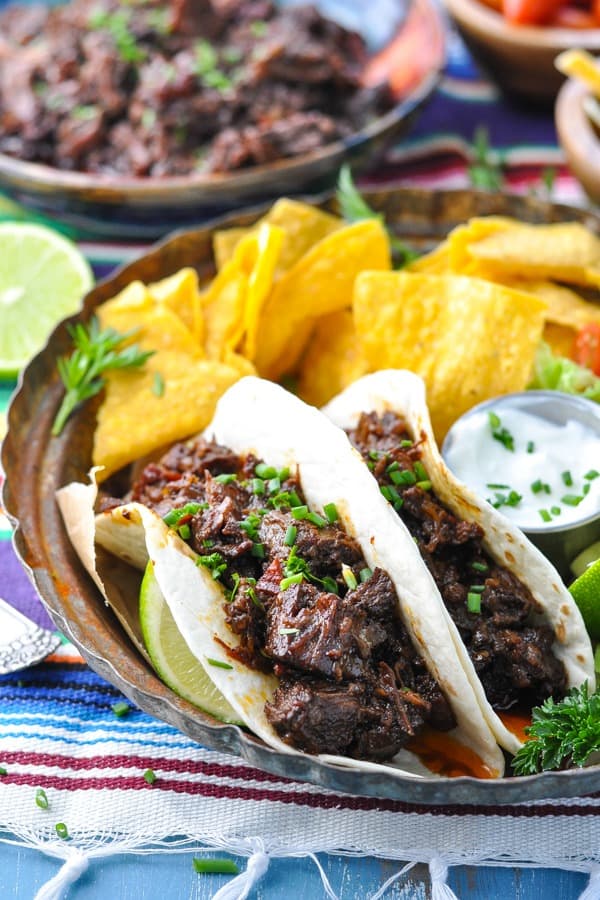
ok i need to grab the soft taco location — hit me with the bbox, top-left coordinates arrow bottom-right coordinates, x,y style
57,375 -> 507,779
323,369 -> 596,756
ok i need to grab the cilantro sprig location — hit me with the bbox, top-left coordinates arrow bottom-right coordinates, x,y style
335,165 -> 418,267
512,683 -> 600,775
52,318 -> 154,436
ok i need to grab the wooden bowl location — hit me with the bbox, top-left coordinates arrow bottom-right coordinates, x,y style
556,77 -> 600,204
444,0 -> 600,105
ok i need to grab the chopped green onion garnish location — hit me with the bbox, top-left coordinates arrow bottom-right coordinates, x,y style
467,592 -> 482,614
538,509 -> 552,523
471,561 -> 488,573
143,769 -> 157,784
251,477 -> 265,495
359,567 -> 373,583
163,502 -> 204,526
0,766 -> 6,776
414,461 -> 428,482
291,505 -> 308,520
196,552 -> 227,580
321,576 -> 339,594
400,439 -> 413,448
323,502 -> 338,523
386,461 -> 400,474
583,483 -> 591,495
551,506 -> 561,516
531,480 -> 551,495
267,477 -> 281,493
561,470 -> 573,487
255,463 -> 277,479
55,822 -> 69,840
280,573 -> 303,590
390,469 -> 416,486
380,485 -> 393,503
284,525 -> 297,546
112,701 -> 130,717
342,564 -> 358,590
35,789 -> 49,809
251,542 -> 265,559
469,584 -> 485,593
177,523 -> 191,541
526,441 -> 535,453
206,657 -> 233,670
278,626 -> 300,635
486,483 -> 510,490
488,412 -> 515,451
561,494 -> 583,507
193,858 -> 240,875
368,449 -> 380,461
214,473 -> 237,484
585,469 -> 599,480
306,511 -> 327,528
278,466 -> 290,481
416,480 -> 432,491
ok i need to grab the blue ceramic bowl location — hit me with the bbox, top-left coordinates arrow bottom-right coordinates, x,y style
0,0 -> 445,239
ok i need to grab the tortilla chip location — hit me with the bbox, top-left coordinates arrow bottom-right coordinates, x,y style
447,216 -> 515,273
297,310 -> 369,408
500,278 -> 600,329
149,268 -> 204,345
98,291 -> 202,357
406,241 -> 451,274
353,271 -> 547,439
465,221 -> 600,287
213,199 -> 341,278
543,322 -> 577,358
93,352 -> 245,478
253,219 -> 391,380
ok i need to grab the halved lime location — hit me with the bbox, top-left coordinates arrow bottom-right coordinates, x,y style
139,561 -> 241,723
569,557 -> 600,641
0,223 -> 93,377
571,541 -> 600,579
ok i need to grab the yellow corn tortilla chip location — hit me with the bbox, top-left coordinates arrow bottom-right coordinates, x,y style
543,322 -> 577,358
353,271 -> 547,440
253,219 -> 391,380
465,222 -> 600,287
149,268 -> 204,345
213,199 -> 341,277
98,290 -> 202,357
498,278 -> 600,329
297,310 -> 369,408
202,223 -> 283,360
447,217 -> 515,273
406,241 -> 451,274
93,352 -> 247,479
555,49 -> 600,98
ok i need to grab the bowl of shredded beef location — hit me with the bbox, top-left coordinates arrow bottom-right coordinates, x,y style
0,0 -> 445,238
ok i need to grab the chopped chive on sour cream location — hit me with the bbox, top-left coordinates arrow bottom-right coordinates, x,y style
444,406 -> 600,529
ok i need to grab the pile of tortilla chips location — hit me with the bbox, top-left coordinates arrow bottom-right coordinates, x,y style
91,204 -> 600,475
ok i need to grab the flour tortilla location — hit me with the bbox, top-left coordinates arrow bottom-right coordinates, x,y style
56,375 -> 506,778
323,369 -> 597,755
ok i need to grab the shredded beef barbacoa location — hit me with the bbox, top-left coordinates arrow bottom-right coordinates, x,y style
105,434 -> 456,761
0,0 -> 394,176
347,411 -> 567,712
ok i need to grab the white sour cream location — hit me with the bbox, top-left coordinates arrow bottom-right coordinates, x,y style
444,407 -> 600,529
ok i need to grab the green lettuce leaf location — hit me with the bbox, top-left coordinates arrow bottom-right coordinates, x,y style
528,342 -> 600,402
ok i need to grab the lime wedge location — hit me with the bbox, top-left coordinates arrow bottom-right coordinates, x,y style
139,561 -> 241,723
569,557 -> 600,641
571,541 -> 600,579
0,223 -> 93,376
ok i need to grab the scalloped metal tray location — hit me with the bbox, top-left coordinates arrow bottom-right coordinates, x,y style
3,186 -> 600,805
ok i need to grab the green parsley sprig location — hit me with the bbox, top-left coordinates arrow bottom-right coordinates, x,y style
468,126 -> 505,192
512,682 -> 600,775
335,165 -> 419,267
52,318 -> 154,436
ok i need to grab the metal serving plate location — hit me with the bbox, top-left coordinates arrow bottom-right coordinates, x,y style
3,187 -> 600,805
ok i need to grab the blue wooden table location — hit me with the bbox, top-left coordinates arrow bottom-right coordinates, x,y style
0,839 -> 589,898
